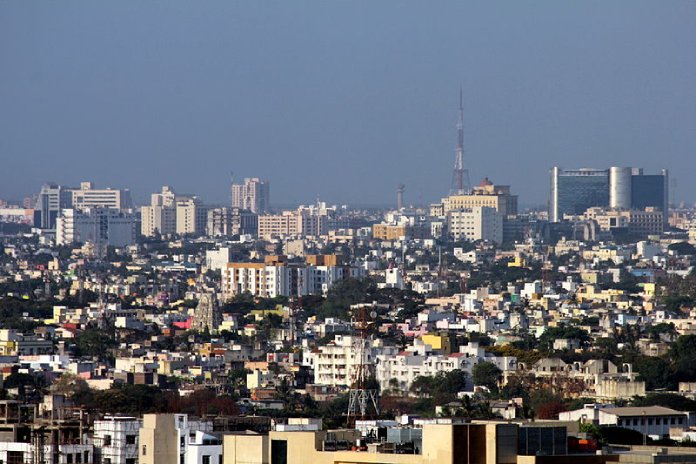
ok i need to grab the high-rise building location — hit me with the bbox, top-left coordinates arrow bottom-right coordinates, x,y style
33,181 -> 132,229
140,186 -> 177,237
33,183 -> 73,229
206,207 -> 258,237
70,181 -> 133,211
551,167 -> 669,223
432,177 -> 518,218
231,177 -> 270,214
447,206 -> 503,243
550,168 -> 610,222
175,196 -> 207,235
56,208 -> 137,247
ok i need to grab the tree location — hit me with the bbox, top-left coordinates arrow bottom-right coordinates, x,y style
669,335 -> 696,382
51,372 -> 91,402
472,362 -> 502,394
668,242 -> 696,256
632,393 -> 696,412
631,356 -> 674,390
75,328 -> 117,360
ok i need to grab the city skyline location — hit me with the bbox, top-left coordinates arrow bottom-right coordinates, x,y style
2,2 -> 695,206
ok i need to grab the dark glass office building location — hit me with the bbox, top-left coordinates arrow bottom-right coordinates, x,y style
550,168 -> 610,222
550,167 -> 668,224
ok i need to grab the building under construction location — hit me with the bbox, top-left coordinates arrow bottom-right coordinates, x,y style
0,398 -> 91,464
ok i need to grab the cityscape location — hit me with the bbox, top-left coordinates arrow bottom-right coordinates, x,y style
2,2 -> 696,464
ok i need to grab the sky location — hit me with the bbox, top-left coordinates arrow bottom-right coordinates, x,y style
1,1 -> 695,208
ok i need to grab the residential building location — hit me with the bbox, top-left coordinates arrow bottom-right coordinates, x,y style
176,197 -> 207,236
139,414 -> 215,464
206,208 -> 258,237
93,416 -> 142,464
141,187 -> 178,237
231,177 -> 269,214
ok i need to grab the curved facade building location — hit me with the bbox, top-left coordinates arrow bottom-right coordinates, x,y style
609,167 -> 632,210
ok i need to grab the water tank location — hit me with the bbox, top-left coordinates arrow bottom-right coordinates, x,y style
609,167 -> 632,209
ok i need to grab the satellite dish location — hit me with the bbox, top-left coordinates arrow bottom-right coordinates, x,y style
370,311 -> 377,319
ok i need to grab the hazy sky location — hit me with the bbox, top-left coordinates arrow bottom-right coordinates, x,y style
1,1 -> 695,208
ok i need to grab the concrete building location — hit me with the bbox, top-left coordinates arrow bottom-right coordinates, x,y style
221,256 -> 363,299
34,182 -> 132,229
70,182 -> 133,211
141,187 -> 177,237
219,421 -> 599,464
231,177 -> 269,214
559,405 -> 688,439
433,178 -> 518,218
583,207 -> 664,238
139,414 -> 214,464
257,212 -> 298,240
56,208 -> 137,247
33,183 -> 72,229
206,208 -> 258,237
303,335 -> 396,388
93,416 -> 142,464
176,197 -> 207,236
447,206 -> 503,243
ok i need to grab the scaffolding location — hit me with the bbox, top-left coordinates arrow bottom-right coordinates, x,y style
92,416 -> 141,464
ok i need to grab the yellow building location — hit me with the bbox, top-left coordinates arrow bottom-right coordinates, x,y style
372,224 -> 408,241
221,422 -> 613,464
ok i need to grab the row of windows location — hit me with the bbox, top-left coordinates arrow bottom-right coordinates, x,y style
65,451 -> 90,464
616,416 -> 684,426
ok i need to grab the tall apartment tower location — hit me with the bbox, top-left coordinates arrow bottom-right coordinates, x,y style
140,186 -> 177,236
231,177 -> 270,214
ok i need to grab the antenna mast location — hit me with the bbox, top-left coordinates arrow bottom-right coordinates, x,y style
450,88 -> 471,195
347,304 -> 379,425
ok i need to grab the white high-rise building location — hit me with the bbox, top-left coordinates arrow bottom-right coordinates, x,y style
70,181 -> 133,211
141,186 -> 177,237
447,206 -> 503,243
175,197 -> 206,235
231,177 -> 269,214
56,208 -> 137,247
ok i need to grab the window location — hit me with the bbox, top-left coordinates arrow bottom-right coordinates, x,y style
84,451 -> 89,463
202,456 -> 211,464
218,456 -> 222,464
67,454 -> 73,464
126,460 -> 135,464
142,446 -> 147,456
76,452 -> 82,464
126,435 -> 136,445
103,435 -> 112,446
